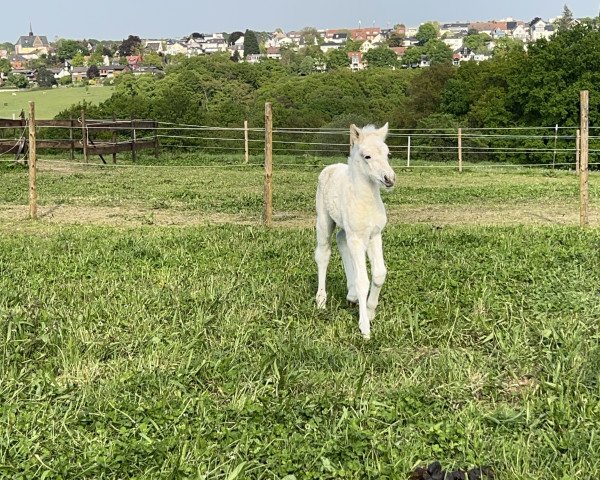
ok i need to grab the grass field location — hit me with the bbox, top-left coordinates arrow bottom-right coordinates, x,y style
1,155 -> 600,478
0,86 -> 114,119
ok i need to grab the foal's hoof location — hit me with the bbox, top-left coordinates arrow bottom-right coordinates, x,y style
361,332 -> 371,340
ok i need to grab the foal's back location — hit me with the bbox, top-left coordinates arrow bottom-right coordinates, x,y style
316,163 -> 349,228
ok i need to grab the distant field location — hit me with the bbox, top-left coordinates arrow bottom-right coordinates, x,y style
0,86 -> 114,119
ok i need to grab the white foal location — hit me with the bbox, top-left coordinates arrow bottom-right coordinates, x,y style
315,123 -> 396,339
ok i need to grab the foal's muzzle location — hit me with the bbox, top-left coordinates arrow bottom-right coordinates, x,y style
383,172 -> 396,188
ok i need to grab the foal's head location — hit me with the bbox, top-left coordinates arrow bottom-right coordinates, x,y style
350,123 -> 396,188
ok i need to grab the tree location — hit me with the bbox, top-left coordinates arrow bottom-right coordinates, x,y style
56,39 -> 85,62
416,22 -> 438,45
36,66 -> 57,87
0,58 -> 10,76
71,52 -> 85,67
326,49 -> 350,70
118,35 -> 142,56
300,27 -> 321,46
298,56 -> 315,75
402,46 -> 424,67
142,52 -> 164,68
228,31 -> 244,45
87,64 -> 100,79
388,33 -> 405,47
88,45 -> 104,66
7,73 -> 29,88
556,4 -> 575,30
364,46 -> 399,68
463,32 -> 491,53
243,30 -> 260,57
423,39 -> 453,65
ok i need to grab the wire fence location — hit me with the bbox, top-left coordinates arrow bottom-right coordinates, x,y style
0,97 -> 595,228
2,116 -> 597,168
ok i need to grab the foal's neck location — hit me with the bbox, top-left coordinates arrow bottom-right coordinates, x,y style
348,156 -> 381,201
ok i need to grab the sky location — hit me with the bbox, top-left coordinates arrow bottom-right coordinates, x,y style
1,0 -> 598,42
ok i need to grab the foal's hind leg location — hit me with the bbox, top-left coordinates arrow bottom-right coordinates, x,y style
315,212 -> 335,309
336,229 -> 357,304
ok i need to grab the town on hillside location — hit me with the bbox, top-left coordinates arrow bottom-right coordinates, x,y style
0,8 -> 584,88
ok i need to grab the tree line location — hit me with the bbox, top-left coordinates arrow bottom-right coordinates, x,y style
56,18 -> 600,163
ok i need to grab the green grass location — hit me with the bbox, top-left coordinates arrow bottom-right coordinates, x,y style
0,224 -> 599,478
1,154 -> 600,478
0,86 -> 114,119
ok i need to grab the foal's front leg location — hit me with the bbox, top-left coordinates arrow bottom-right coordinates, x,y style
347,235 -> 371,339
366,233 -> 387,321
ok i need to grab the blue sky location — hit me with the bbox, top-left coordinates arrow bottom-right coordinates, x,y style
2,0 -> 598,42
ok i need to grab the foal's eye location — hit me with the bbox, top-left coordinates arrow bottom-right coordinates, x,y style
364,155 -> 371,160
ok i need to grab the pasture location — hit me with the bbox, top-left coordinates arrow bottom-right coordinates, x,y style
0,86 -> 114,119
1,155 -> 600,478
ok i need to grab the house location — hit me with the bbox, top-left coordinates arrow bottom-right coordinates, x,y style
71,66 -> 88,83
529,18 -> 555,41
265,31 -> 293,48
99,64 -> 127,78
320,42 -> 342,53
165,41 -> 187,56
10,68 -> 37,82
443,37 -> 464,51
266,47 -> 281,60
9,55 -> 27,69
203,34 -> 227,54
469,21 -> 508,36
347,51 -> 365,71
511,24 -> 529,42
186,38 -> 204,56
144,40 -> 166,54
350,27 -> 382,42
227,35 -> 245,57
126,55 -> 142,69
15,27 -> 51,58
245,54 -> 265,64
440,22 -> 470,36
0,50 -> 8,59
390,46 -> 406,59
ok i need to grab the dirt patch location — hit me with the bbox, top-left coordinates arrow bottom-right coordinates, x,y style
1,203 -> 598,229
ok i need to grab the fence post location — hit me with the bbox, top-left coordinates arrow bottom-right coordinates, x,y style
576,128 -> 581,175
552,124 -> 558,169
81,109 -> 88,163
131,117 -> 137,162
579,91 -> 589,228
263,102 -> 273,227
112,114 -> 117,164
458,127 -> 463,173
153,120 -> 160,159
28,101 -> 37,219
407,135 -> 411,167
244,119 -> 249,164
69,118 -> 74,161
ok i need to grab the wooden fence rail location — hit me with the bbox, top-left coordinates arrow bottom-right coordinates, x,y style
0,117 -> 159,162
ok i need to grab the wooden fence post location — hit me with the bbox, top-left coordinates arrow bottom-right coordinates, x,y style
244,119 -> 249,164
407,135 -> 411,167
576,128 -> 581,175
131,117 -> 137,162
579,91 -> 589,228
263,102 -> 273,227
153,120 -> 160,159
458,127 -> 463,172
112,114 -> 117,164
81,109 -> 88,163
28,101 -> 37,219
69,118 -> 74,160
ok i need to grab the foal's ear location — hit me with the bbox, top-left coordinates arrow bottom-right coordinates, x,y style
377,122 -> 389,139
350,124 -> 361,145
